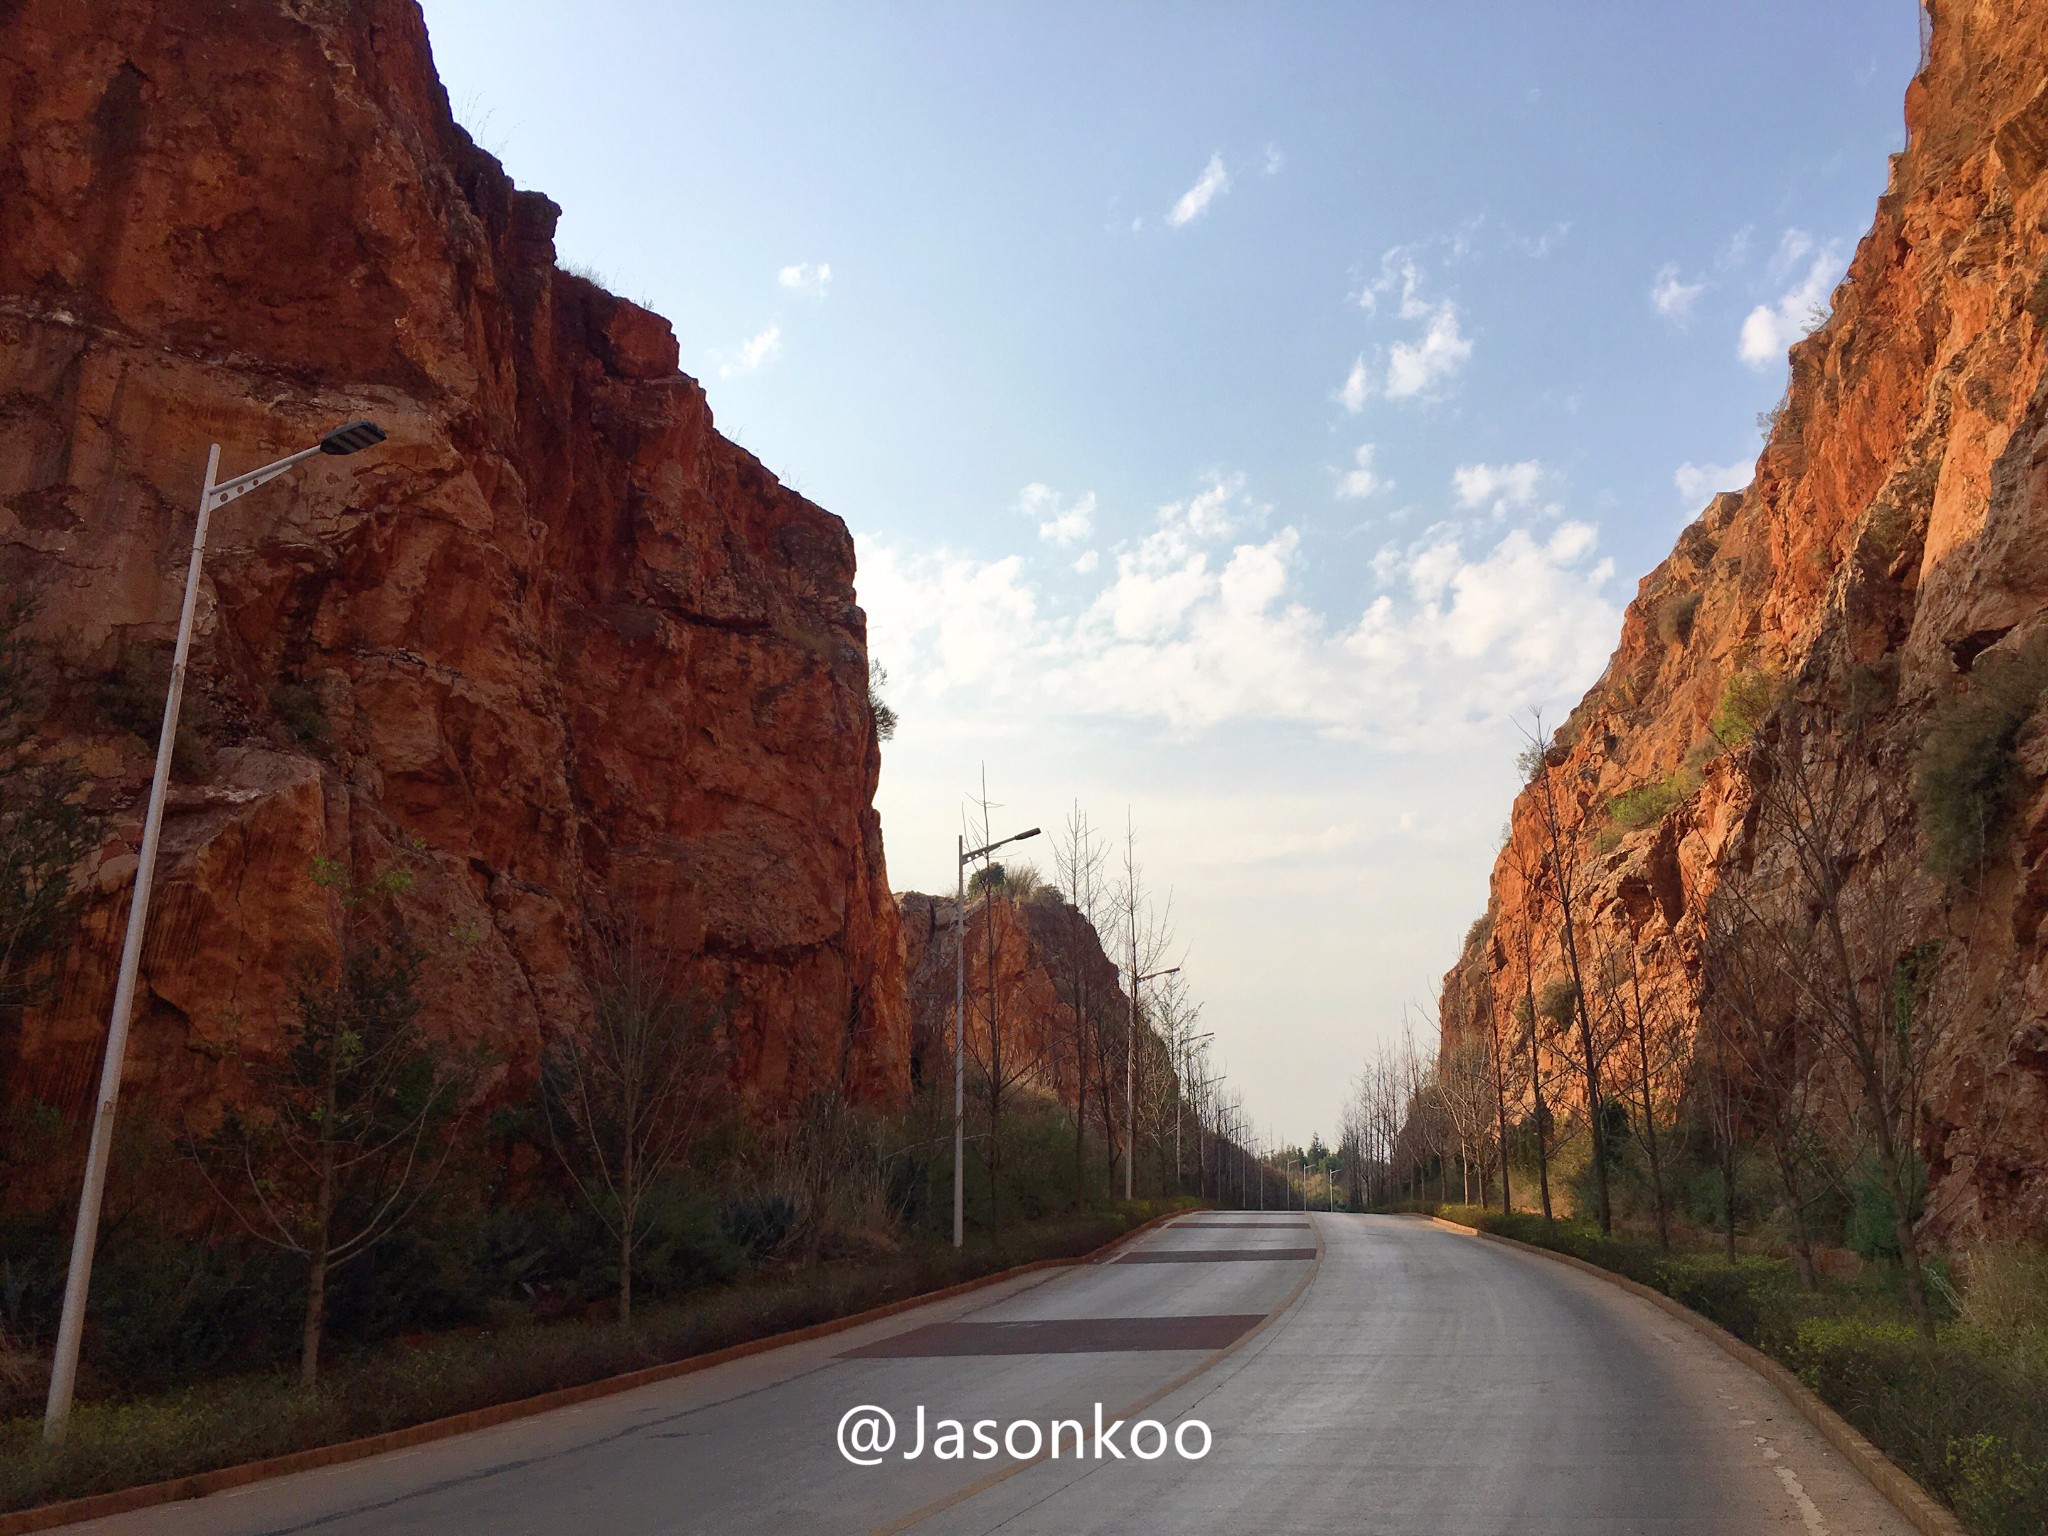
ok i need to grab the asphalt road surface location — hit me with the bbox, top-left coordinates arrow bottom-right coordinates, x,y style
63,1214 -> 1917,1535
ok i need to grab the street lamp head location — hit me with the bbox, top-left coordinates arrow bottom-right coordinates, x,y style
1015,827 -> 1041,841
320,420 -> 387,456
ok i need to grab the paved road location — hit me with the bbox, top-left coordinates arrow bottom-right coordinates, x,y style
66,1215 -> 1915,1535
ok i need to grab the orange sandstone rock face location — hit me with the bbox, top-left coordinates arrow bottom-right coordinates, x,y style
0,0 -> 906,1133
1441,0 -> 2048,1240
897,889 -> 1130,1117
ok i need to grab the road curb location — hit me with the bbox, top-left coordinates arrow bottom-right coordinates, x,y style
1418,1214 -> 1965,1536
0,1208 -> 1189,1536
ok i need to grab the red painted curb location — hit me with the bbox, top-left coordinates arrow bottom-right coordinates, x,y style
0,1208 -> 1189,1535
1416,1214 -> 1965,1536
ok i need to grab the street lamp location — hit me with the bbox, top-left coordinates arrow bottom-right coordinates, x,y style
954,823 -> 1039,1248
42,424 -> 387,1445
1124,964 -> 1178,1201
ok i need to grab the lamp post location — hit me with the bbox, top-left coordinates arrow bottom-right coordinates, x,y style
1123,963 -> 1178,1201
954,823 -> 1039,1248
42,423 -> 388,1444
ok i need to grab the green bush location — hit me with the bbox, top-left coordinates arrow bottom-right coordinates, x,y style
1916,637 -> 2048,880
1788,1316 -> 2048,1534
1610,774 -> 1688,829
1711,668 -> 1782,746
268,681 -> 329,747
1657,1254 -> 1794,1348
1845,1152 -> 1924,1262
95,647 -> 216,775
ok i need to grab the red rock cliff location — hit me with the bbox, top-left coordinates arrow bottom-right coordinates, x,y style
0,0 -> 907,1138
1441,0 -> 2048,1240
898,887 -> 1130,1108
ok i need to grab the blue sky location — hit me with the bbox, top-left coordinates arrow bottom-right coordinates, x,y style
420,1 -> 1922,1145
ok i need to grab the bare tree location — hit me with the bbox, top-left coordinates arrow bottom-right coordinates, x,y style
1519,716 -> 1616,1231
1439,1029 -> 1496,1205
1589,926 -> 1682,1250
1717,710 -> 1951,1333
1700,890 -> 1828,1287
195,858 -> 472,1385
1051,800 -> 1111,1204
1110,815 -> 1174,1198
1495,817 -> 1558,1223
541,921 -> 723,1325
0,596 -> 97,1024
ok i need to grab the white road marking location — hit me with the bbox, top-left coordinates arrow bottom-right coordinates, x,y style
1776,1463 -> 1830,1535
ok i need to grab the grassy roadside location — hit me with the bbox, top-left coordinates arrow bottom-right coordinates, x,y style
0,1202 -> 1184,1515
1421,1203 -> 2048,1536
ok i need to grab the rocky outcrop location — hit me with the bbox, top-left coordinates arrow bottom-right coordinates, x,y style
0,0 -> 906,1142
1441,0 -> 2048,1241
896,887 -> 1129,1110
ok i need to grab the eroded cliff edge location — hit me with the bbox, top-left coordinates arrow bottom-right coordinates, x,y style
0,0 -> 907,1137
1439,0 -> 2048,1239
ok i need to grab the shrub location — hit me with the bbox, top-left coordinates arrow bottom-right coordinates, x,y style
1788,1317 -> 2048,1532
1916,636 -> 2048,880
1710,668 -> 1782,746
1656,590 -> 1701,646
867,660 -> 897,742
1956,1244 -> 2048,1339
1610,774 -> 1687,829
268,681 -> 328,747
719,1195 -> 798,1263
96,646 -> 216,774
1537,977 -> 1579,1028
632,1183 -> 747,1297
1656,1254 -> 1794,1348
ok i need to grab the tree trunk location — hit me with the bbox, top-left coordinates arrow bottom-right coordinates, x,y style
1525,975 -> 1554,1225
1721,1125 -> 1738,1262
1630,987 -> 1662,1253
1071,978 -> 1088,1209
301,1056 -> 340,1388
1494,1039 -> 1514,1216
1773,1145 -> 1817,1290
300,1238 -> 328,1389
619,1205 -> 635,1327
1873,1126 -> 1934,1337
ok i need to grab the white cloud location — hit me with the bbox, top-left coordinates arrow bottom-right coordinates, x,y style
1349,247 -> 1474,401
1338,356 -> 1370,414
1073,549 -> 1100,574
1263,144 -> 1286,176
1674,459 -> 1753,504
1019,483 -> 1096,547
1352,247 -> 1427,318
777,262 -> 832,298
719,323 -> 782,377
1168,153 -> 1230,228
1337,444 -> 1388,500
1385,305 -> 1472,400
861,474 -> 1618,746
1738,231 -> 1847,369
1650,263 -> 1705,325
1451,460 -> 1544,516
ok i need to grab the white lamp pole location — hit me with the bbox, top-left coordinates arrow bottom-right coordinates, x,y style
953,823 -> 1038,1248
42,423 -> 386,1445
